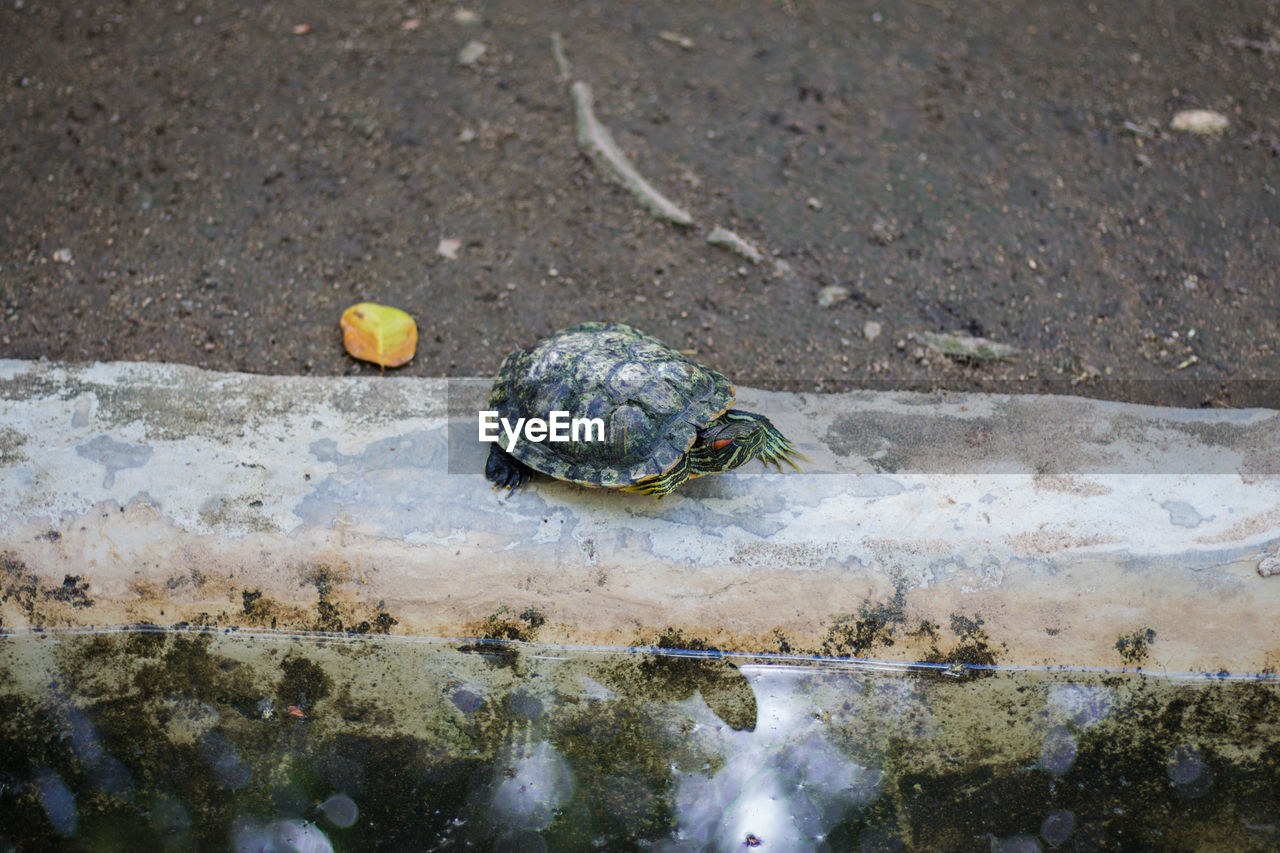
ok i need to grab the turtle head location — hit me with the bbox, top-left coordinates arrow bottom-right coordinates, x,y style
691,409 -> 807,476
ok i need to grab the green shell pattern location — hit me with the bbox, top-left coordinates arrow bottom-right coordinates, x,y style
488,323 -> 734,487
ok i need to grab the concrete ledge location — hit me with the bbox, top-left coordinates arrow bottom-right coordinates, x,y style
1,359 -> 1277,672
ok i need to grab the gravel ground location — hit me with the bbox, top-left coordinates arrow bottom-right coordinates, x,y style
2,0 -> 1278,406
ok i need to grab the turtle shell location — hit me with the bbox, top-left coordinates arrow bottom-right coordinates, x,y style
488,322 -> 735,487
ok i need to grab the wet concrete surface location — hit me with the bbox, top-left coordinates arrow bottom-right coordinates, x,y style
2,1 -> 1278,405
3,359 -> 1278,673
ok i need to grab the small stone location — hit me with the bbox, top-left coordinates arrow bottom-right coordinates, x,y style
291,23 -> 312,36
1259,552 -> 1280,577
806,197 -> 824,211
437,238 -> 462,260
457,40 -> 486,66
52,248 -> 73,264
816,285 -> 849,308
453,8 -> 482,25
863,320 -> 882,341
457,128 -> 477,143
868,217 -> 901,244
658,31 -> 694,49
401,18 -> 421,31
1170,109 -> 1229,135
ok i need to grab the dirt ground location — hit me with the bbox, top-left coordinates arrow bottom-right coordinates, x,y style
2,0 -> 1278,407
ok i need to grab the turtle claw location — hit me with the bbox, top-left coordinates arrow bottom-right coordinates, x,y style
485,445 -> 532,492
759,437 -> 809,473
621,479 -> 669,499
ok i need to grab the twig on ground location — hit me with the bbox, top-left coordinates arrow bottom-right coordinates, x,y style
550,32 -> 571,82
570,81 -> 695,227
706,226 -> 764,264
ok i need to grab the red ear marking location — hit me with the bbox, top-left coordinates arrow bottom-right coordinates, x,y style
711,438 -> 733,451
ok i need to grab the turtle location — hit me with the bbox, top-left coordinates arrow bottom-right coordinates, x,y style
483,322 -> 805,497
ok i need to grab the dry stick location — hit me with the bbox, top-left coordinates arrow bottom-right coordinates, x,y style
553,34 -> 795,266
705,226 -> 764,264
550,32 -> 571,82
570,81 -> 695,227
554,33 -> 697,229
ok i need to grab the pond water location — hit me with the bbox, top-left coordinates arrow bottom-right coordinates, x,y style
0,628 -> 1277,851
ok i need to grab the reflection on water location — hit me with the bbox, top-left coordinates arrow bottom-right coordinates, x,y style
658,667 -> 883,852
0,629 -> 1278,851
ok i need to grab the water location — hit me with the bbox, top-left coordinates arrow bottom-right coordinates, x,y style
0,628 -> 1277,851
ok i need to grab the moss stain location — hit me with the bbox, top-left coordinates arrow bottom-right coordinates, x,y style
814,590 -> 1004,672
469,605 -> 546,643
1,554 -> 96,626
1115,627 -> 1157,666
0,630 -> 1275,849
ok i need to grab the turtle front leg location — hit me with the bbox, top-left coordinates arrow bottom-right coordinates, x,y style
485,445 -> 534,491
623,453 -> 691,498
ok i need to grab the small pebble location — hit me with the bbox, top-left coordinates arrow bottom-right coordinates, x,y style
1259,552 -> 1280,578
457,40 -> 486,66
869,217 -> 900,244
806,197 -> 824,211
863,320 -> 882,341
816,285 -> 849,308
401,18 -> 420,31
52,248 -> 73,264
291,23 -> 312,36
1170,109 -> 1229,135
453,8 -> 482,25
658,31 -> 694,49
437,238 -> 461,260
